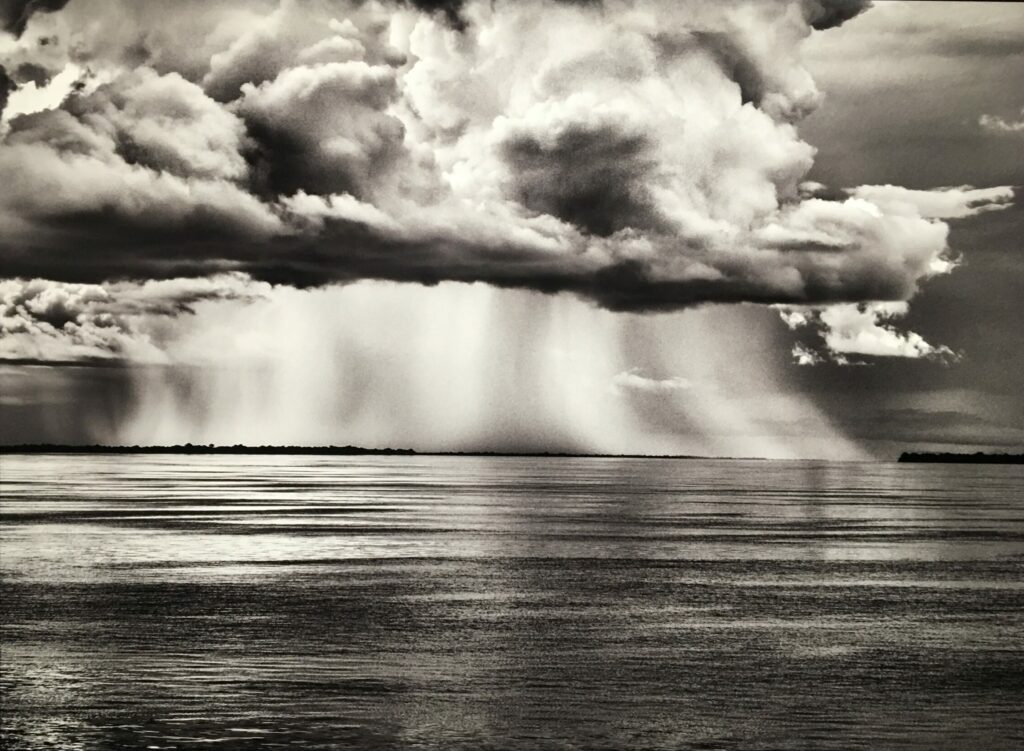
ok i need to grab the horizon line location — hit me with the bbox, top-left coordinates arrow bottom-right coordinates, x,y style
2,444 -> 1022,463
0,443 -> 753,461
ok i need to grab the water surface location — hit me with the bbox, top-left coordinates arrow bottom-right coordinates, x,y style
1,455 -> 1022,749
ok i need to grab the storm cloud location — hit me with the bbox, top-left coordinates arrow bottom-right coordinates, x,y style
0,0 -> 1013,323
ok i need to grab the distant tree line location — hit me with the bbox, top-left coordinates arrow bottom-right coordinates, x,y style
898,452 -> 1023,464
0,444 -> 706,459
0,444 -> 417,456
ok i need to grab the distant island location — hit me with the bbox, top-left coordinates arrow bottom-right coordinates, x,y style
0,444 -> 706,460
898,452 -> 1023,464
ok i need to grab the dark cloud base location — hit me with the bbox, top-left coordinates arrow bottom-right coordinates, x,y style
2,234 -> 920,314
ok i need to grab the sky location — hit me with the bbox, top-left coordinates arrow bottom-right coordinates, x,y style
0,0 -> 1021,458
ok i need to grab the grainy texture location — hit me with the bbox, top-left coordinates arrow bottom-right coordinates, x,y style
2,455 -> 1023,749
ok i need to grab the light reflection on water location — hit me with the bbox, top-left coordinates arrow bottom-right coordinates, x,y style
1,455 -> 1023,750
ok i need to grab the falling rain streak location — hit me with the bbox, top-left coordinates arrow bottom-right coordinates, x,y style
112,282 -> 863,459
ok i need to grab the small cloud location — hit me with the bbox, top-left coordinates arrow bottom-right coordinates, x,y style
778,307 -> 812,330
778,302 -> 958,366
612,368 -> 691,394
796,180 -> 844,201
798,180 -> 828,197
979,108 -> 1024,134
791,343 -> 824,366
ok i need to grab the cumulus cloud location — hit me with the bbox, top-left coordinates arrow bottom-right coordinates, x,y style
612,368 -> 691,394
847,184 -> 1015,220
0,0 -> 1010,336
778,301 -> 956,365
0,64 -> 285,251
791,343 -> 825,366
979,108 -> 1024,134
0,274 -> 270,362
235,59 -> 406,198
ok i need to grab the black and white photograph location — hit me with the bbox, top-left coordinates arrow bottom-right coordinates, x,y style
1,0 -> 1022,748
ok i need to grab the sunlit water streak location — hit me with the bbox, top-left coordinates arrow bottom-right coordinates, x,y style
1,454 -> 1022,750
